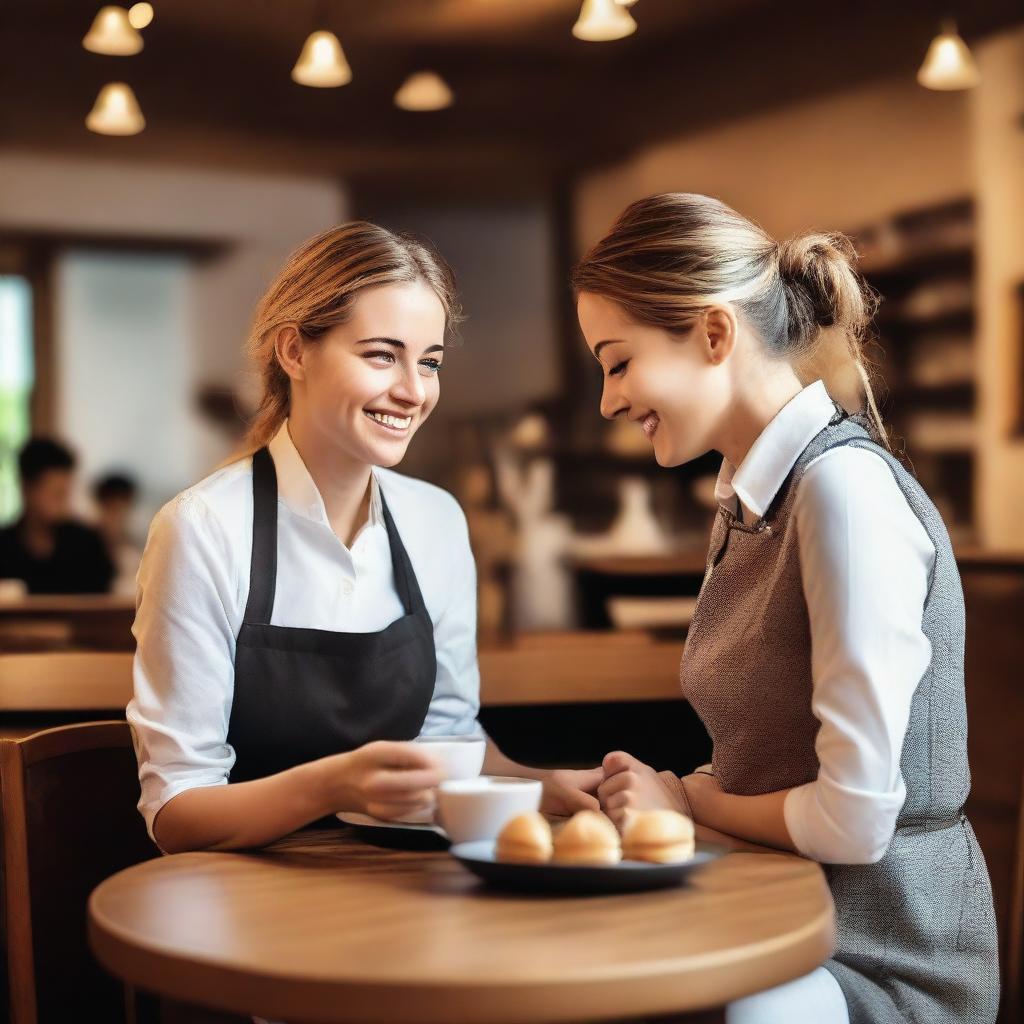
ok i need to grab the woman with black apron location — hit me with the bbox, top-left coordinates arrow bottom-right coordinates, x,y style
129,223 -> 602,853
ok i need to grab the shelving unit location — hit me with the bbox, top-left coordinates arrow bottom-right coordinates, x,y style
853,197 -> 978,543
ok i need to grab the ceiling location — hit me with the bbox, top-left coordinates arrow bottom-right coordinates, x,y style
2,0 -> 1022,191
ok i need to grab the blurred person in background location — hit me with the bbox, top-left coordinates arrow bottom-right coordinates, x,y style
0,437 -> 114,594
93,471 -> 143,596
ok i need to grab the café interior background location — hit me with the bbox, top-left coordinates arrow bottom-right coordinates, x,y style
2,0 -> 1024,639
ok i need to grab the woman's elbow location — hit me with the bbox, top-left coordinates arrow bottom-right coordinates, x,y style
150,791 -> 222,854
151,813 -> 198,854
848,839 -> 890,865
822,827 -> 894,865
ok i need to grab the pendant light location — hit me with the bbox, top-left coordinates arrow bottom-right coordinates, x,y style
615,0 -> 639,6
572,0 -> 637,42
394,71 -> 454,112
292,30 -> 352,88
86,82 -> 145,135
83,6 -> 144,56
917,21 -> 980,91
128,3 -> 154,30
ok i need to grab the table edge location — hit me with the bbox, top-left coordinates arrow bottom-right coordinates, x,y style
88,859 -> 835,1023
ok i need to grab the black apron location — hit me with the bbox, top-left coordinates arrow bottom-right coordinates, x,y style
226,447 -> 437,784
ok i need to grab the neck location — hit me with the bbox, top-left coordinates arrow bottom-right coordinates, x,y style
285,411 -> 373,547
717,368 -> 804,470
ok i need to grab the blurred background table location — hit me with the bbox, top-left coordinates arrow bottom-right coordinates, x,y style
571,552 -> 707,631
0,595 -> 135,652
89,827 -> 835,1024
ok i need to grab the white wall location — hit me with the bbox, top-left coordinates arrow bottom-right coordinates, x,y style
971,26 -> 1024,549
56,251 -> 194,526
575,75 -> 971,250
0,151 -> 348,519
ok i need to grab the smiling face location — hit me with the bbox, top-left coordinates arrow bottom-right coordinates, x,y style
577,291 -> 733,467
287,280 -> 447,469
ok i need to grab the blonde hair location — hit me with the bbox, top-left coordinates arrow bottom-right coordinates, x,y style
570,193 -> 886,444
244,221 -> 461,451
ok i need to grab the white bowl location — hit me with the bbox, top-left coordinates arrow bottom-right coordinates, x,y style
436,776 -> 543,844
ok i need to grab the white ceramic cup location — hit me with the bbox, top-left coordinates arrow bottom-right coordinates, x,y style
390,735 -> 487,824
414,734 -> 487,780
436,776 -> 543,844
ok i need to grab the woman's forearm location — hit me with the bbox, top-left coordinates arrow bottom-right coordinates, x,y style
684,778 -> 798,853
691,822 -> 778,854
482,737 -> 546,781
153,758 -> 336,853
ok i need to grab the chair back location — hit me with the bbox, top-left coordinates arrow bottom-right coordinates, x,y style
1,721 -> 156,1024
962,562 -> 1024,1024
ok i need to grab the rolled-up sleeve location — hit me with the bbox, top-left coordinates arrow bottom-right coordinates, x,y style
783,446 -> 934,865
419,497 -> 484,740
127,493 -> 239,840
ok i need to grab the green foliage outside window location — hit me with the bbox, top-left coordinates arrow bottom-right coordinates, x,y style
0,276 -> 34,524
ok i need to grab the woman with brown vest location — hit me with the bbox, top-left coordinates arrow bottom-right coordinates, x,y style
573,194 -> 999,1024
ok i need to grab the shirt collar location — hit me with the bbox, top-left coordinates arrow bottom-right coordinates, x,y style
267,420 -> 383,529
714,380 -> 838,519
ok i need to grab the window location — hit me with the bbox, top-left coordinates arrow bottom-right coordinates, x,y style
0,275 -> 34,523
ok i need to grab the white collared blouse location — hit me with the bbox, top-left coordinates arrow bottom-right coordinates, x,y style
127,422 -> 482,839
714,380 -> 935,863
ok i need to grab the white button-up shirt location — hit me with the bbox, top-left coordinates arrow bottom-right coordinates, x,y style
128,422 -> 482,838
715,380 -> 935,864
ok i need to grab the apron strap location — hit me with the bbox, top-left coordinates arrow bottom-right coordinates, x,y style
379,490 -> 421,616
242,450 -> 427,625
243,447 -> 279,625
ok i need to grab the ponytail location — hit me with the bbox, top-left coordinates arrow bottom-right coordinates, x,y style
777,232 -> 886,444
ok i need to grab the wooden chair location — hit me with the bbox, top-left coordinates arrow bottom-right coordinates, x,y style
1,721 -> 158,1024
1008,766 -> 1024,1024
961,564 -> 1024,1023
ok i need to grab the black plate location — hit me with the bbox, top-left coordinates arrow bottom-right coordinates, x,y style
450,840 -> 724,894
336,812 -> 450,852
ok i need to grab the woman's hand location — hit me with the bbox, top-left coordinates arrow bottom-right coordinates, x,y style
680,769 -> 723,822
540,767 -> 604,817
597,751 -> 685,832
319,740 -> 444,820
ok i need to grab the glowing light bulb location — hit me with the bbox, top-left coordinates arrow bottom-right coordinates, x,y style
128,3 -> 154,30
291,30 -> 352,88
394,71 -> 454,112
83,6 -> 143,56
917,22 -> 980,91
572,0 -> 637,42
86,82 -> 145,136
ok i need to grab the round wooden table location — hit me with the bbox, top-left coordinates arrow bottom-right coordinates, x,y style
89,827 -> 835,1024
